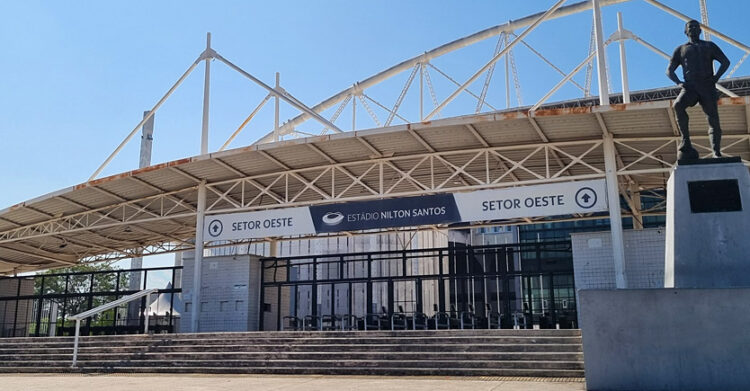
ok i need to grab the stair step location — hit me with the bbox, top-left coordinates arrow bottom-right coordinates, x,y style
0,336 -> 581,349
0,365 -> 584,377
0,330 -> 583,376
0,343 -> 582,355
0,329 -> 580,344
0,351 -> 583,362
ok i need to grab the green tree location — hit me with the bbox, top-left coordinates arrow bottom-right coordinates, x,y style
35,262 -> 130,327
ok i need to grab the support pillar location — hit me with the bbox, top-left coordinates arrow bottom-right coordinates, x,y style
603,136 -> 627,288
191,181 -> 207,332
617,12 -> 630,104
128,110 -> 155,324
592,0 -> 609,106
201,33 -> 211,155
274,72 -> 280,142
630,182 -> 643,230
191,32 -> 212,332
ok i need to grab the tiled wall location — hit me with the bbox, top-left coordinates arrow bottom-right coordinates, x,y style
181,254 -> 261,333
571,228 -> 666,291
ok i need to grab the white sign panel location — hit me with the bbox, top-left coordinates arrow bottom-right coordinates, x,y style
203,207 -> 315,241
203,179 -> 608,241
453,179 -> 608,221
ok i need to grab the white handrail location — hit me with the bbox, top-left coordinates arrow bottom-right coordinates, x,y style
70,288 -> 158,367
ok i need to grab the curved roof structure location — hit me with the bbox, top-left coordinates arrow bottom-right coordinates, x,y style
4,0 -> 750,275
1,93 -> 749,274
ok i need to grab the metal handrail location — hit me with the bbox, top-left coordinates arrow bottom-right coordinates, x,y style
69,288 -> 157,367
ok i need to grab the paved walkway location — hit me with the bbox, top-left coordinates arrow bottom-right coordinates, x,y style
1,374 -> 585,390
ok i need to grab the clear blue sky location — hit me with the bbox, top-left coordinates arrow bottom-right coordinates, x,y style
0,1 -> 748,220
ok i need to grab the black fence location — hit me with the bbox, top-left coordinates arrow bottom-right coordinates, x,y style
260,241 -> 576,331
0,266 -> 182,338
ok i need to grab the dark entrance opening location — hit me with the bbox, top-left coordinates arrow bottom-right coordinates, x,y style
0,266 -> 181,338
260,241 -> 575,331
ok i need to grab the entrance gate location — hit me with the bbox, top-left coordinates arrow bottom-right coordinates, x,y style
260,241 -> 575,331
0,266 -> 181,337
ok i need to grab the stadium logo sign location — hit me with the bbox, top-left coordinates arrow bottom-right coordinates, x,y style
321,211 -> 345,226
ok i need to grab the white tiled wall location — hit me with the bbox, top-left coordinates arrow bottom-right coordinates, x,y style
181,254 -> 261,333
571,228 -> 666,291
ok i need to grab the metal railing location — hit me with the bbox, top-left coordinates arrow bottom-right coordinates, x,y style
69,288 -> 157,367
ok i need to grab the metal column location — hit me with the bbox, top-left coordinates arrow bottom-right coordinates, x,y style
128,110 -> 154,324
603,137 -> 627,288
191,32 -> 212,332
191,181 -> 207,332
617,12 -> 630,103
594,0 -> 626,288
201,33 -> 212,155
592,0 -> 610,106
274,72 -> 280,142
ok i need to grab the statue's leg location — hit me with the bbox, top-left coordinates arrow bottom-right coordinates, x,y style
698,87 -> 722,157
673,88 -> 699,159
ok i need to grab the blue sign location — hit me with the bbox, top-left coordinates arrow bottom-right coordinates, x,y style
309,194 -> 461,233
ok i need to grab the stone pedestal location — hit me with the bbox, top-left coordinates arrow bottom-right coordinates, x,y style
665,159 -> 750,288
579,289 -> 750,391
579,159 -> 750,390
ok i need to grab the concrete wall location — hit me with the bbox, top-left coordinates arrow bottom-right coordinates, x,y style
665,162 -> 750,288
571,228 -> 665,291
579,288 -> 750,391
181,254 -> 261,333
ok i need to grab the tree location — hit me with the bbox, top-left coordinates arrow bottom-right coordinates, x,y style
35,262 -> 130,327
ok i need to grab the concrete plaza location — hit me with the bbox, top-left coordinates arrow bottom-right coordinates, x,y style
0,374 -> 585,390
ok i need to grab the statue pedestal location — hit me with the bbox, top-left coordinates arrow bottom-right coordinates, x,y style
665,158 -> 750,288
580,158 -> 750,391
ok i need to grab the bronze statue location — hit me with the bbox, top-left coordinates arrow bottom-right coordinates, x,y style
667,20 -> 730,160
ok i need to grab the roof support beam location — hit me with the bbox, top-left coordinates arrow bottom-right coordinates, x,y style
213,52 -> 343,134
528,116 -> 575,177
259,151 -> 331,201
425,0 -> 567,120
128,177 -> 197,212
90,186 -> 128,203
465,124 -> 489,147
0,244 -> 77,265
407,129 -> 436,153
170,167 -> 201,183
307,144 -> 379,198
357,137 -> 383,158
256,0 -> 630,143
0,217 -> 22,228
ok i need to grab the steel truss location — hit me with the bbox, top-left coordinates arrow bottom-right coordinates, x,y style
9,130 -> 747,265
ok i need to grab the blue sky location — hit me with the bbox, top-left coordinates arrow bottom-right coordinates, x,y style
1,1 -> 749,268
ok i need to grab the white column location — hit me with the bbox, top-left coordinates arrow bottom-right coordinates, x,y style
630,182 -> 643,230
505,34 -> 511,108
617,12 -> 630,104
592,0 -> 610,106
201,33 -> 211,155
274,72 -> 280,142
419,64 -> 424,120
603,136 -> 627,288
191,181 -> 207,332
128,110 -> 154,324
352,95 -> 356,131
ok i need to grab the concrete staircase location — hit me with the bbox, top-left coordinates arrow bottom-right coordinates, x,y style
0,329 -> 583,376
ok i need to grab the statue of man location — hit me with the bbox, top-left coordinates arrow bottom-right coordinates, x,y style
667,20 -> 730,160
